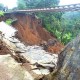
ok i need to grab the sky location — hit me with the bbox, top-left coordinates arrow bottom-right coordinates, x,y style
60,0 -> 80,5
0,0 -> 17,9
0,0 -> 80,9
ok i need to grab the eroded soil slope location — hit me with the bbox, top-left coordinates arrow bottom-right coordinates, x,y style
11,13 -> 64,53
1,12 -> 63,54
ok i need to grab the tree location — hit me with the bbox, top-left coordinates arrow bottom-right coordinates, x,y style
0,3 -> 4,11
17,0 -> 64,42
24,0 -> 60,8
17,0 -> 27,9
17,0 -> 60,9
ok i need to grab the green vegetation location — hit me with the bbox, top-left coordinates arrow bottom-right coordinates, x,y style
0,11 -> 4,16
17,0 -> 80,45
0,3 -> 5,16
0,6 -> 13,25
5,19 -> 13,25
17,0 -> 27,9
0,3 -> 4,11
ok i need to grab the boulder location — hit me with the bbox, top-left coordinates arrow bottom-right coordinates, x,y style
43,35 -> 80,80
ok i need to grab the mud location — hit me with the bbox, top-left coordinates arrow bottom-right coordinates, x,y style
11,13 -> 64,54
0,14 -> 64,79
0,40 -> 11,55
0,12 -> 64,54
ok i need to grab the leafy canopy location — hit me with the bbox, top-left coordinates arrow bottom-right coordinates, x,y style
17,0 -> 80,44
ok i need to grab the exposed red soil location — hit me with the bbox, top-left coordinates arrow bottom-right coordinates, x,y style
11,13 -> 64,54
48,42 -> 64,53
0,13 -> 64,54
12,14 -> 42,45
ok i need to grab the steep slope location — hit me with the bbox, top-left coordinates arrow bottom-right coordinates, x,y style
12,13 -> 53,44
11,13 -> 64,54
0,22 -> 58,79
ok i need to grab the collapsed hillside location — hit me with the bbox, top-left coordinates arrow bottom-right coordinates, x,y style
7,12 -> 64,54
0,21 -> 59,80
0,13 -> 64,79
0,12 -> 79,80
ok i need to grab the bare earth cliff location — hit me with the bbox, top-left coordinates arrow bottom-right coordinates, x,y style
10,12 -> 64,54
1,12 -> 79,80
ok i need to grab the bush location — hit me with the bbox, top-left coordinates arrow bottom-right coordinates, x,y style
5,19 -> 13,25
0,11 -> 4,16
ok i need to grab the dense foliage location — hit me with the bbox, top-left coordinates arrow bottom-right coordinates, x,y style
17,0 -> 80,44
17,0 -> 59,9
0,3 -> 4,11
5,19 -> 13,25
0,11 -> 4,16
0,11 -> 13,25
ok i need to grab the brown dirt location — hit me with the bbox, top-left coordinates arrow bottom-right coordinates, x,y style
0,40 -> 11,55
12,14 -> 42,45
48,42 -> 64,54
0,13 -> 64,54
11,13 -> 64,54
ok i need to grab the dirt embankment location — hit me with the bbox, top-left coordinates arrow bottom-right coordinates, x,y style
0,39 -> 11,55
3,13 -> 64,54
11,13 -> 54,44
